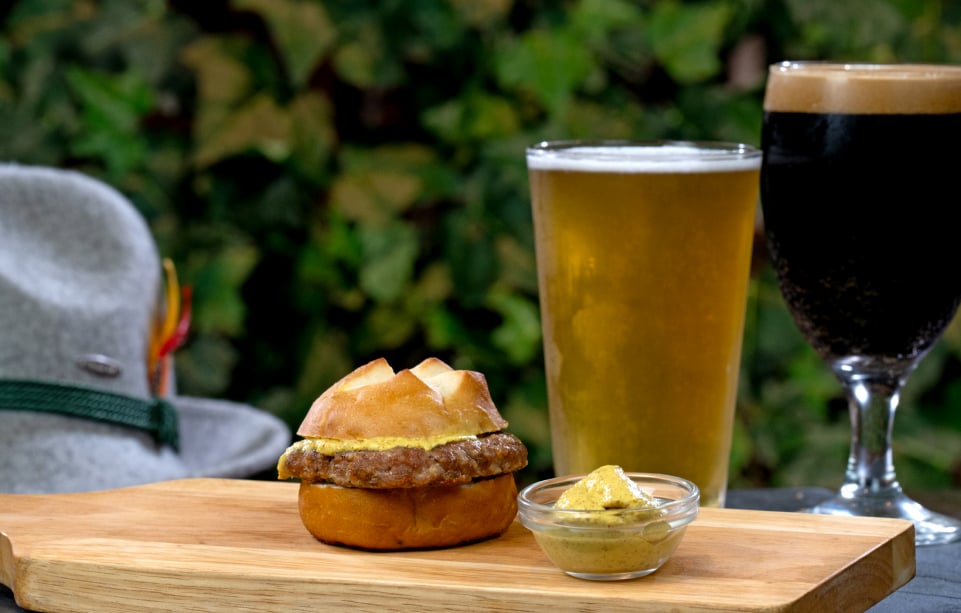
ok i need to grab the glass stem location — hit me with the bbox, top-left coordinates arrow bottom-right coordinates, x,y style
832,364 -> 910,499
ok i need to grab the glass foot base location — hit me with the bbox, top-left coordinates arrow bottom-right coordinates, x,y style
805,491 -> 961,546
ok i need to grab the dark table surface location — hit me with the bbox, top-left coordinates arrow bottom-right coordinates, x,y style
2,486 -> 959,612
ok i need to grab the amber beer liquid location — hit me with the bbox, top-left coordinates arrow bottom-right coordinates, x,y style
527,142 -> 761,507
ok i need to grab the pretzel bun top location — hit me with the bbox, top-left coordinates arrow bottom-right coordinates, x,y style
296,357 -> 508,440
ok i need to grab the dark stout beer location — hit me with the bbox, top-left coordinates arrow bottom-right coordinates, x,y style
760,63 -> 961,366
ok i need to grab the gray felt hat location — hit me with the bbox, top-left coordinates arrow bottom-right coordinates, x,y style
0,164 -> 291,494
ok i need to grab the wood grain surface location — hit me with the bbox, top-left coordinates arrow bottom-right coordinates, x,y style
0,478 -> 914,612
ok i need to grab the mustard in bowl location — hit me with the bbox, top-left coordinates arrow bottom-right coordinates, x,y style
517,466 -> 699,580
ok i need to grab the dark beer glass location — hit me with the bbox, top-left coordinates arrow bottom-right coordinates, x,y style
761,62 -> 961,545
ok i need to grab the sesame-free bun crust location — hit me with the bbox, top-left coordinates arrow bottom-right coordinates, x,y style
297,357 -> 508,440
298,474 -> 519,550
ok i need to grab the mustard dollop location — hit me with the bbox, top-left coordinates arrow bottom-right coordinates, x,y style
555,465 -> 657,511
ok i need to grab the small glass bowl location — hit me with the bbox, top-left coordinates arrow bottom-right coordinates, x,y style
517,472 -> 699,581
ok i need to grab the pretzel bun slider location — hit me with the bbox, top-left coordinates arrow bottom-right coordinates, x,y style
277,357 -> 528,550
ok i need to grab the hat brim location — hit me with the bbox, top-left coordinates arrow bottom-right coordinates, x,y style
0,398 -> 291,494
175,396 -> 291,479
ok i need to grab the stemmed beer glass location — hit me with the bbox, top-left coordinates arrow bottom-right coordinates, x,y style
760,62 -> 961,545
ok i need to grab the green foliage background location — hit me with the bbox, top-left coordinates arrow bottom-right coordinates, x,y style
3,0 -> 961,490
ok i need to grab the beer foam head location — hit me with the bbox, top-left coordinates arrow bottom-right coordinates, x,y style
526,142 -> 761,174
764,62 -> 961,114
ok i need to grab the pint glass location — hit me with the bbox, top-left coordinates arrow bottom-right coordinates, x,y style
527,141 -> 761,507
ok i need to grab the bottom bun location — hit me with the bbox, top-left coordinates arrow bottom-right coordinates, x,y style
298,474 -> 518,550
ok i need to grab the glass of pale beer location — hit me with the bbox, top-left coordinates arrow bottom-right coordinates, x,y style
526,141 -> 761,507
761,62 -> 961,545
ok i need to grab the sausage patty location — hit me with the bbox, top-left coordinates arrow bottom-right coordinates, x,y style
281,432 -> 528,489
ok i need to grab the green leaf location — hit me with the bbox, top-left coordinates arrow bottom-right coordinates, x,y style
232,0 -> 336,87
649,1 -> 731,84
333,23 -> 402,89
487,291 -> 542,365
363,304 -> 417,350
175,334 -> 238,397
495,28 -> 596,115
411,261 -> 453,304
180,36 -> 267,167
422,304 -> 466,350
180,36 -> 252,107
189,241 -> 260,336
555,98 -> 636,140
422,91 -> 521,144
192,92 -> 291,168
295,326 -> 354,405
64,67 -> 153,175
448,0 -> 513,28
289,91 -> 337,178
493,234 -> 538,295
319,211 -> 364,270
358,221 -> 419,303
329,169 -> 423,225
569,0 -> 645,42
784,0 -> 903,59
330,144 -> 444,223
444,210 -> 498,307
65,68 -> 152,126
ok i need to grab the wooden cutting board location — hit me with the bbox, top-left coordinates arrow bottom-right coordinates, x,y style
0,478 -> 914,612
